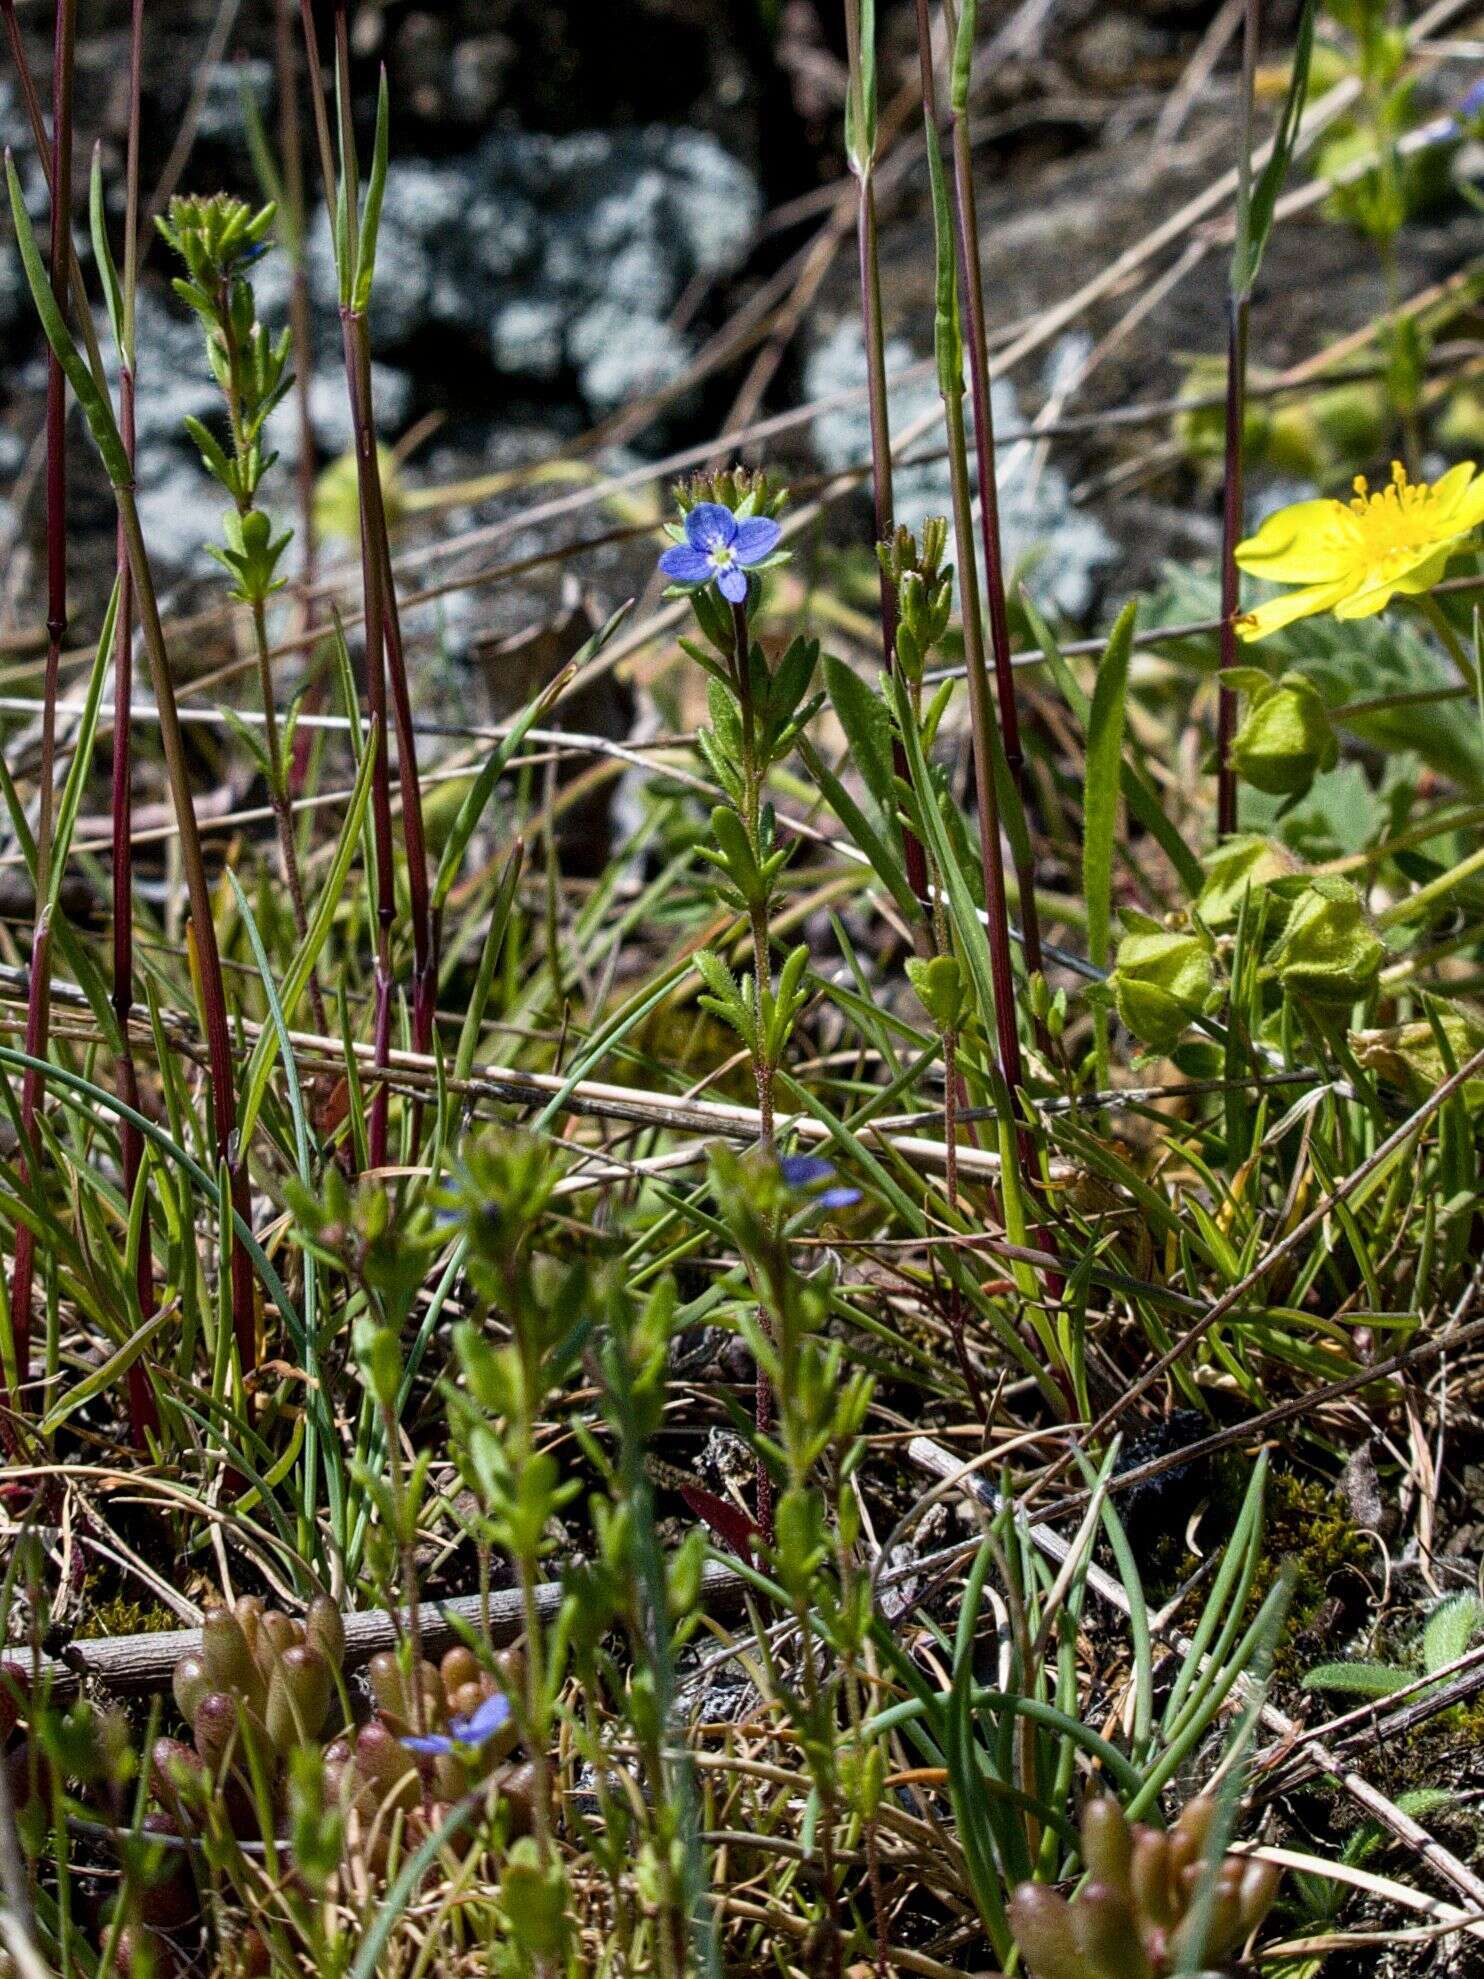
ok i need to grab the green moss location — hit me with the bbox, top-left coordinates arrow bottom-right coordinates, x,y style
85,1587 -> 179,1638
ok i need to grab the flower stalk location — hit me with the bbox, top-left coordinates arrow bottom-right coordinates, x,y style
296,1 -> 435,1162
935,0 -> 1045,982
110,0 -> 157,1447
7,0 -> 75,1406
4,138 -> 258,1381
843,0 -> 932,920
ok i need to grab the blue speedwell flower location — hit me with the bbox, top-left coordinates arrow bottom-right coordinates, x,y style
401,1690 -> 511,1759
659,502 -> 781,604
779,1153 -> 861,1211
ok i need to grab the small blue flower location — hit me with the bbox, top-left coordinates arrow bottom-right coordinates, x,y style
778,1153 -> 862,1211
659,503 -> 782,605
401,1689 -> 511,1758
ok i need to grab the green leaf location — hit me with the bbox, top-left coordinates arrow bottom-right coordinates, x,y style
6,156 -> 131,485
1083,601 -> 1136,1082
434,604 -> 630,913
1233,0 -> 1316,297
1422,1592 -> 1484,1677
924,112 -> 962,399
352,67 -> 391,313
237,720 -> 380,1146
88,149 -> 127,360
48,576 -> 121,917
453,840 -> 525,1086
1300,1660 -> 1410,1697
951,0 -> 978,115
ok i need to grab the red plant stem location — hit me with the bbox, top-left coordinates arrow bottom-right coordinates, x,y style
109,0 -> 155,1446
845,7 -> 932,923
340,312 -> 398,1168
945,91 -> 1045,988
1,0 -> 255,1381
277,0 -> 321,798
114,0 -> 156,1446
8,0 -> 76,1404
1216,292 -> 1249,840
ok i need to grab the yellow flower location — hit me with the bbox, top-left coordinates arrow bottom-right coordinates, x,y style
1234,460 -> 1484,641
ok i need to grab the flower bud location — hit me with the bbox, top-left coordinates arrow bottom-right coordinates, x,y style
150,1737 -> 209,1827
1110,929 -> 1216,1053
500,1838 -> 570,1958
1129,1827 -> 1176,1929
354,1721 -> 418,1811
1269,876 -> 1383,1006
1229,671 -> 1336,796
1238,1857 -> 1283,1933
1196,833 -> 1295,932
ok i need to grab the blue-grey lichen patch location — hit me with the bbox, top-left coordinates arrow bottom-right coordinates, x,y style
305,126 -> 760,415
804,318 -> 1115,621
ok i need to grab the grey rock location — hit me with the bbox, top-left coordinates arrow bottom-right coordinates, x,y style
304,124 -> 759,416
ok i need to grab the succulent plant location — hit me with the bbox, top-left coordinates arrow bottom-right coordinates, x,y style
1005,1797 -> 1282,1979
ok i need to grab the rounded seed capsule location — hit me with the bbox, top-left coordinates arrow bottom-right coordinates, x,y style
1007,1883 -> 1081,1979
440,1646 -> 481,1696
305,1595 -> 345,1670
267,1645 -> 333,1750
172,1652 -> 211,1727
1072,1882 -> 1152,1979
201,1607 -> 254,1695
192,1692 -> 239,1769
1081,1796 -> 1133,1895
253,1610 -> 302,1675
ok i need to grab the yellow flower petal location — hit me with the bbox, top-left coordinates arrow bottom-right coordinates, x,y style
1426,461 -> 1480,521
1234,499 -> 1361,583
1334,545 -> 1451,617
1236,578 -> 1353,642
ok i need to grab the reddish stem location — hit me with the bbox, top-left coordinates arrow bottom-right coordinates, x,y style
8,0 -> 76,1405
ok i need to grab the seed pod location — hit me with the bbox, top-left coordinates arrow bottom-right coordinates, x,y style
1130,1827 -> 1176,1930
1081,1797 -> 1133,1896
1238,1857 -> 1283,1933
440,1645 -> 480,1696
150,1737 -> 209,1828
1071,1882 -> 1153,1979
201,1607 -> 255,1695
267,1645 -> 332,1750
172,1652 -> 212,1727
103,1926 -> 183,1979
305,1595 -> 345,1670
193,1691 -> 247,1770
133,1810 -> 199,1932
366,1650 -> 408,1722
253,1610 -> 302,1675
433,1753 -> 465,1803
234,1594 -> 265,1653
495,1760 -> 541,1841
237,1927 -> 272,1977
450,1680 -> 485,1720
354,1720 -> 418,1811
495,1646 -> 524,1695
5,1739 -> 51,1823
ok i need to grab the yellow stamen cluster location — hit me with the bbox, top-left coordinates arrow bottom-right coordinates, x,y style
1234,459 -> 1484,640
